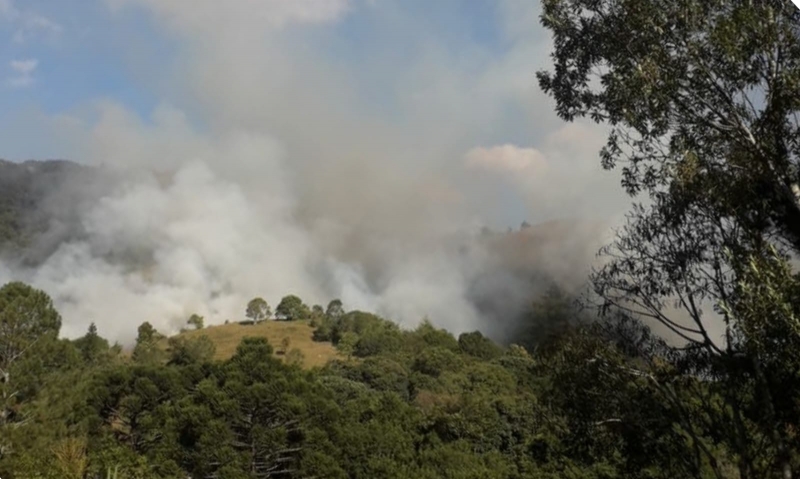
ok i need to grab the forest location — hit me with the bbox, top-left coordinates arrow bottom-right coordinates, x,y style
2,0 -> 800,478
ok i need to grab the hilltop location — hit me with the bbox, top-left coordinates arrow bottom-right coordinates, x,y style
173,319 -> 341,368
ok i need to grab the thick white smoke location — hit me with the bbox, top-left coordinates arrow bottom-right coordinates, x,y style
0,0 -> 630,343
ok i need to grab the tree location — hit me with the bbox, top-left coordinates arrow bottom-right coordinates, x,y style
310,304 -> 325,326
74,322 -> 109,364
167,335 -> 216,366
275,295 -> 309,321
245,297 -> 271,323
131,321 -> 164,364
538,0 -> 800,252
325,299 -> 345,320
0,282 -> 62,460
187,314 -> 204,330
538,1 -> 800,477
0,282 -> 62,381
337,332 -> 358,360
520,285 -> 581,354
458,331 -> 503,360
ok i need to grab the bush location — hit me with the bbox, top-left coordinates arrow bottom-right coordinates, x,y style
354,328 -> 403,357
312,317 -> 334,342
357,357 -> 412,399
331,311 -> 389,344
166,335 -> 216,366
336,332 -> 359,359
286,348 -> 305,367
412,347 -> 463,378
414,320 -> 459,352
458,331 -> 503,360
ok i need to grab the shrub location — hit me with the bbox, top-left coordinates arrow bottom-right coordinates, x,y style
458,331 -> 503,360
286,348 -> 305,367
354,328 -> 403,357
412,347 -> 463,378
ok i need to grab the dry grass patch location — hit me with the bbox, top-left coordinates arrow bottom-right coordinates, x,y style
178,320 -> 339,369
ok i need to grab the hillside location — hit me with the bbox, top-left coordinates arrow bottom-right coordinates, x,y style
0,159 -> 116,264
174,319 -> 340,368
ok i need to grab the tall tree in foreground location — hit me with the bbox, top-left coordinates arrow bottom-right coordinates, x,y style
538,0 -> 800,250
0,282 -> 62,461
538,0 -> 800,477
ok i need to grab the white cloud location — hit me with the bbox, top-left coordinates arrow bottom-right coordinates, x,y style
13,12 -> 62,43
0,0 -> 61,43
106,0 -> 350,34
7,58 -> 37,88
0,0 -> 18,23
10,58 -> 36,74
465,144 -> 548,174
0,0 -> 14,19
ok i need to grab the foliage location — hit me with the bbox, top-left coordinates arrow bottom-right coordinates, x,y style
458,331 -> 503,360
0,280 -> 735,478
538,0 -> 800,476
275,295 -> 310,321
336,332 -> 358,359
325,299 -> 345,320
165,335 -> 216,366
285,348 -> 304,367
130,322 -> 164,365
245,297 -> 271,323
73,323 -> 110,365
187,314 -> 204,330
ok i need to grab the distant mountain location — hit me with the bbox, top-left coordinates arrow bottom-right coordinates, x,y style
0,159 -> 116,264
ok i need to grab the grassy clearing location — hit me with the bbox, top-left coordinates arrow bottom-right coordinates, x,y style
177,319 -> 340,369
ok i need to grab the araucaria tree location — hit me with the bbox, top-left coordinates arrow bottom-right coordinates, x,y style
538,0 -> 800,477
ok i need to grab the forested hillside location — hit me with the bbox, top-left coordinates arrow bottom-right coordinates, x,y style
0,281 -> 728,478
0,159 -> 76,248
0,159 -> 115,264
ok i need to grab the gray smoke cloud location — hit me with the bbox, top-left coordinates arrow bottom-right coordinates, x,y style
0,0 -> 631,343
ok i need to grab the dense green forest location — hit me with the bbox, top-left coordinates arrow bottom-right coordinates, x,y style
3,0 -> 800,477
0,282 -> 745,479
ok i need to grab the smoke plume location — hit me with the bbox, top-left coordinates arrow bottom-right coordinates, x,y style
0,0 -> 629,343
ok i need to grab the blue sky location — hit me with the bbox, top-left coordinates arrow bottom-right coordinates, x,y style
0,0 -> 512,130
0,0 -> 167,120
